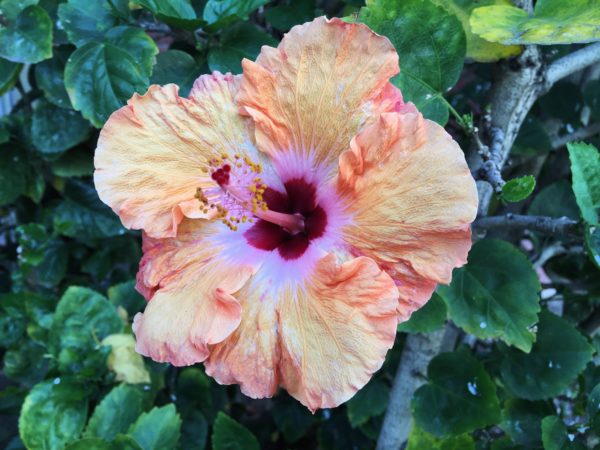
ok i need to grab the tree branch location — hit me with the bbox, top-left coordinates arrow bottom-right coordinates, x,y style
473,214 -> 579,236
546,42 -> 600,88
551,123 -> 600,150
472,127 -> 506,192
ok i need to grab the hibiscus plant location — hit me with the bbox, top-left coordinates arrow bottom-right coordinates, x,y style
1,0 -> 600,449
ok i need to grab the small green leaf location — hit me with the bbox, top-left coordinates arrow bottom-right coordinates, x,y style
49,286 -> 123,376
347,379 -> 389,428
34,46 -> 73,108
203,0 -> 269,29
568,141 -> 600,225
471,0 -> 600,45
85,384 -> 144,441
19,379 -> 89,450
150,50 -> 201,97
398,292 -> 447,334
406,424 -> 475,450
361,0 -> 466,125
212,412 -> 259,450
0,145 -> 29,206
412,348 -> 501,437
529,180 -> 580,220
439,239 -> 540,352
500,310 -> 594,400
57,0 -> 117,46
0,5 -> 52,63
127,404 -> 182,450
32,100 -> 91,155
541,416 -> 568,450
500,400 -> 553,447
208,22 -> 277,74
0,57 -> 21,95
502,175 -> 536,203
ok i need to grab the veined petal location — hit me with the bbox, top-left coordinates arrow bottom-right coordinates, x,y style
133,220 -> 257,366
205,253 -> 399,411
237,16 -> 400,169
338,112 -> 478,318
94,73 -> 254,239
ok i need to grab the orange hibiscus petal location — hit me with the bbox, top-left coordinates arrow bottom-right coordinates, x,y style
205,253 -> 399,411
237,16 -> 400,168
94,73 -> 254,238
338,112 -> 478,318
132,220 -> 257,366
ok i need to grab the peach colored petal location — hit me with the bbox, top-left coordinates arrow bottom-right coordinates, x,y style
237,16 -> 400,168
94,73 -> 254,239
205,253 -> 399,411
132,220 -> 257,366
338,112 -> 478,318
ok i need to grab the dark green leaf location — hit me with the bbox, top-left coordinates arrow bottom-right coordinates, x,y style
136,0 -> 205,29
513,116 -> 552,156
4,338 -> 49,384
0,292 -> 27,347
0,57 -> 21,95
49,286 -> 123,376
180,410 -> 208,450
32,100 -> 90,154
398,292 -> 447,334
406,425 -> 475,450
57,0 -> 117,46
65,438 -> 113,450
272,394 -> 317,443
104,26 -> 158,78
346,379 -> 389,428
568,141 -> 600,225
53,179 -> 125,239
0,5 -> 52,63
265,0 -> 315,32
584,80 -> 600,121
127,404 -> 182,450
500,310 -> 594,400
211,412 -> 259,450
361,0 -> 466,124
500,400 -> 553,447
19,379 -> 89,450
585,225 -> 600,270
50,147 -> 95,177
150,50 -> 201,97
203,0 -> 269,29
541,416 -> 568,450
0,145 -> 29,206
502,175 -> 536,203
108,280 -> 146,316
412,348 -> 501,437
86,384 -> 144,440
208,22 -> 277,74
34,46 -> 73,108
529,180 -> 580,220
439,239 -> 540,352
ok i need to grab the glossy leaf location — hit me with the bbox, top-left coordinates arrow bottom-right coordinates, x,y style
406,425 -> 475,450
501,175 -> 536,203
150,50 -> 201,97
104,26 -> 158,78
127,404 -> 182,450
203,0 -> 269,29
585,225 -> 600,270
412,348 -> 501,437
470,0 -> 600,45
439,239 -> 540,352
34,46 -> 73,108
529,180 -> 580,220
0,5 -> 52,63
32,100 -> 90,154
500,310 -> 594,400
361,0 -> 466,124
212,412 -> 260,450
500,400 -> 553,447
265,0 -> 315,32
568,142 -> 600,225
0,145 -> 29,206
136,0 -> 205,30
347,379 -> 389,428
57,0 -> 117,46
0,57 -> 21,95
541,416 -> 568,450
398,293 -> 447,334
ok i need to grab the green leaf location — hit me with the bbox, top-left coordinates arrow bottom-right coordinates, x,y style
361,0 -> 466,125
272,395 -> 317,443
0,57 -> 21,95
104,26 -> 158,78
500,400 -> 553,447
406,424 -> 475,450
587,383 -> 600,427
208,22 -> 277,74
50,147 -> 95,177
568,141 -> 600,225
584,80 -> 600,121
212,412 -> 259,450
0,293 -> 27,347
57,0 -> 117,46
430,0 -> 521,62
0,0 -> 39,20
513,116 -> 552,156
32,100 -> 91,154
585,225 -> 600,270
412,348 -> 501,437
0,145 -> 29,206
19,379 -> 89,450
150,49 -> 201,97
529,180 -> 580,220
346,379 -> 389,428
470,0 -> 600,45
398,292 -> 447,334
34,46 -> 73,108
49,286 -> 123,376
500,309 -> 594,400
127,404 -> 182,450
53,179 -> 125,239
86,384 -> 144,441
0,5 -> 52,63
65,438 -> 113,450
65,40 -> 149,127
102,334 -> 151,384
502,175 -> 536,203
180,410 -> 208,450
265,0 -> 315,32
203,0 -> 269,29
4,338 -> 48,384
108,280 -> 146,317
541,416 -> 568,450
438,239 -> 540,352
136,0 -> 205,30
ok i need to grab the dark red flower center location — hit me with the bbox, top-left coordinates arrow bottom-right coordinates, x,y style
244,178 -> 327,260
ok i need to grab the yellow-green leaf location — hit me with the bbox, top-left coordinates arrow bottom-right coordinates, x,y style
102,334 -> 151,384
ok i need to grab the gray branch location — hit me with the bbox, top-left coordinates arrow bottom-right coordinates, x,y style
546,42 -> 600,87
551,123 -> 600,150
472,127 -> 506,192
473,214 -> 579,235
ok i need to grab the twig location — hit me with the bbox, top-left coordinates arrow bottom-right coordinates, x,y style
551,123 -> 600,150
546,42 -> 600,88
472,127 -> 506,192
473,214 -> 579,236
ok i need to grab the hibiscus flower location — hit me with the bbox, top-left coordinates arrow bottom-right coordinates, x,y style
94,17 -> 478,411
